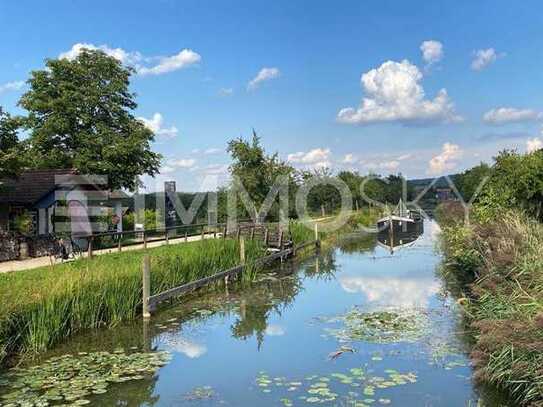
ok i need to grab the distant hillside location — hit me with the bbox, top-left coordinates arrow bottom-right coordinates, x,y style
408,175 -> 459,189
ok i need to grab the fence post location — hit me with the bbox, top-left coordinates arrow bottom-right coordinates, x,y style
240,237 -> 245,263
118,233 -> 122,252
314,222 -> 321,248
264,228 -> 269,246
143,231 -> 147,249
142,255 -> 151,319
223,225 -> 227,239
185,231 -> 188,242
87,236 -> 93,258
165,228 -> 169,245
201,226 -> 205,241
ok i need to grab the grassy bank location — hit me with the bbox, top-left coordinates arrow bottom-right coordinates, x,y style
437,205 -> 543,406
0,238 -> 266,368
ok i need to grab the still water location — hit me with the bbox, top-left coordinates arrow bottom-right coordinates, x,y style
4,220 -> 506,406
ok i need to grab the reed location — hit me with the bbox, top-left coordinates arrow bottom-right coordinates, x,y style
0,238 -> 264,368
439,208 -> 543,405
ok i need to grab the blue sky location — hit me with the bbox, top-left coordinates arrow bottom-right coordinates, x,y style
1,0 -> 542,191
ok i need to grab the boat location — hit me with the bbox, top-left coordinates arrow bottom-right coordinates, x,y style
376,199 -> 422,233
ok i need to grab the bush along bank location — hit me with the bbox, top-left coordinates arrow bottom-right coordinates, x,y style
437,204 -> 543,406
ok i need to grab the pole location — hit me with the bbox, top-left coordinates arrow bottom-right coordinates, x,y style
314,222 -> 321,249
240,237 -> 245,263
118,233 -> 122,252
87,237 -> 93,258
142,255 -> 151,319
143,231 -> 147,249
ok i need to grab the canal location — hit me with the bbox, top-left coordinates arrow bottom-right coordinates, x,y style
0,220 -> 506,406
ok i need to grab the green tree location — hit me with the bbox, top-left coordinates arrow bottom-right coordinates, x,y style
19,49 -> 161,191
455,162 -> 492,202
0,107 -> 26,179
227,131 -> 298,221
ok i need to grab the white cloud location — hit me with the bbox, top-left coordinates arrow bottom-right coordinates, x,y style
342,153 -> 356,164
288,148 -> 331,169
204,148 -> 221,155
171,158 -> 196,168
420,40 -> 443,65
428,142 -> 463,175
527,137 -> 543,153
0,81 -> 25,94
337,60 -> 461,125
265,324 -> 286,336
160,166 -> 176,174
219,87 -> 234,96
137,49 -> 201,76
471,48 -> 504,71
202,163 -> 229,175
59,43 -> 143,65
397,153 -> 412,161
363,159 -> 400,172
60,43 -> 201,76
247,67 -> 280,90
483,107 -> 542,125
138,113 -> 179,139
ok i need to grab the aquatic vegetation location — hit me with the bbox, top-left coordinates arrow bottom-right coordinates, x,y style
183,385 -> 215,401
255,367 -> 417,405
0,350 -> 171,406
322,308 -> 430,344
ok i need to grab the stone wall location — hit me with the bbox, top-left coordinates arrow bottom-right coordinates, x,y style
0,234 -> 58,262
0,234 -> 20,262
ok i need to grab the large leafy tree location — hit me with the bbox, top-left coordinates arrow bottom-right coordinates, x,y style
0,107 -> 26,179
19,49 -> 161,191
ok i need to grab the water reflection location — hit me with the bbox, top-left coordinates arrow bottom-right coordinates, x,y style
377,220 -> 424,253
3,220 -> 511,406
339,275 -> 440,308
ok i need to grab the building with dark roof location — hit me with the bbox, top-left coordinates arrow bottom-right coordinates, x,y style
0,169 -> 129,236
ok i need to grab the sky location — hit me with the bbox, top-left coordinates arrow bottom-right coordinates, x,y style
1,0 -> 542,192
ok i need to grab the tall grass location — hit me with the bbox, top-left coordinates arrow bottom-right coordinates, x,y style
0,238 -> 264,368
439,208 -> 543,406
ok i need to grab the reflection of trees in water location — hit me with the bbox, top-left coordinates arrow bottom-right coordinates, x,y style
231,272 -> 303,349
303,251 -> 338,281
337,232 -> 377,254
95,375 -> 160,406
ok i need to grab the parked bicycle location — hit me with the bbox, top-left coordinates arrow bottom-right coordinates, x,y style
49,234 -> 83,262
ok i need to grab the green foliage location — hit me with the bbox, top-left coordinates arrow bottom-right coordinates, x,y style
0,107 -> 26,179
19,49 -> 161,191
123,209 -> 160,231
12,211 -> 33,236
474,150 -> 543,221
227,131 -> 298,221
454,162 -> 492,202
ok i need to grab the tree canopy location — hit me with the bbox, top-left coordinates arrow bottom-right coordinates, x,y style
0,107 -> 26,179
18,49 -> 161,191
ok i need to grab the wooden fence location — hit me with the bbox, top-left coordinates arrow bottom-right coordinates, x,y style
142,231 -> 320,318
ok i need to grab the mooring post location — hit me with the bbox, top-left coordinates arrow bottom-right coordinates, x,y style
185,231 -> 188,242
143,231 -> 147,249
240,237 -> 246,263
165,228 -> 169,245
264,228 -> 269,247
142,255 -> 151,319
223,225 -> 227,239
314,222 -> 321,249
